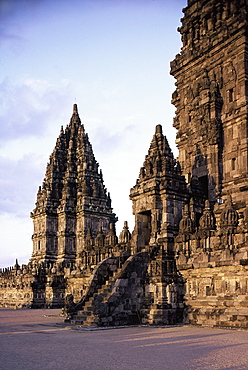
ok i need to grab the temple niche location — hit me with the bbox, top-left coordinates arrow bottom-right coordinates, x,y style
1,0 -> 248,329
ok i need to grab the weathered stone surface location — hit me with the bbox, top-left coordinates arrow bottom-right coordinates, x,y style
170,0 -> 248,328
1,0 -> 248,329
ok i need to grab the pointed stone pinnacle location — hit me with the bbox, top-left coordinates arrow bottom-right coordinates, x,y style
73,103 -> 78,113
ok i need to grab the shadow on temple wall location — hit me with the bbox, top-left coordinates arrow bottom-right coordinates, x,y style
31,265 -> 66,308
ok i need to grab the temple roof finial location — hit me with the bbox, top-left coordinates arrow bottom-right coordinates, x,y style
70,103 -> 81,127
73,103 -> 78,113
155,124 -> 163,135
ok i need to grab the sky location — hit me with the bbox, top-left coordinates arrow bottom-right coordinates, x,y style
0,0 -> 187,268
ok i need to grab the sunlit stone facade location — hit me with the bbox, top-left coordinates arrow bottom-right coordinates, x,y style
1,0 -> 248,328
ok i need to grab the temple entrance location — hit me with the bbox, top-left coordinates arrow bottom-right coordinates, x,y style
199,175 -> 208,199
137,211 -> 152,247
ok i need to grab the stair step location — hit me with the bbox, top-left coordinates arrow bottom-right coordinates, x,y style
77,308 -> 92,314
73,313 -> 91,320
97,287 -> 111,295
82,319 -> 97,326
70,320 -> 84,325
86,298 -> 94,304
83,305 -> 93,310
82,322 -> 97,327
69,264 -> 123,326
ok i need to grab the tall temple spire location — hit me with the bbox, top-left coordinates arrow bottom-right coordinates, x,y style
31,104 -> 117,266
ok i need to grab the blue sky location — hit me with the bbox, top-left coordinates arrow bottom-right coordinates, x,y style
0,0 -> 186,267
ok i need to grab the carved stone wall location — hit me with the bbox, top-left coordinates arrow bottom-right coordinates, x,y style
183,264 -> 248,328
170,0 -> 248,328
171,0 -> 248,207
1,0 -> 248,329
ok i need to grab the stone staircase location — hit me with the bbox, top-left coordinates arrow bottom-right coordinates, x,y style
70,270 -> 120,326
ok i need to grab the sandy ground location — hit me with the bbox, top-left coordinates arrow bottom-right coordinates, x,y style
0,308 -> 248,370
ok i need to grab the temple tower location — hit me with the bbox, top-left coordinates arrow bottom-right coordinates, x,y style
129,125 -> 187,324
30,104 -> 117,266
130,124 -> 187,252
170,0 -> 248,214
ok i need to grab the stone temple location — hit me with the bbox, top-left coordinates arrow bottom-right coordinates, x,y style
1,0 -> 248,328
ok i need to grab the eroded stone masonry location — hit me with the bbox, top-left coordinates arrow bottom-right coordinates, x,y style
1,0 -> 248,328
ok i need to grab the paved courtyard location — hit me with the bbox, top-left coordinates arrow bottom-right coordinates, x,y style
0,309 -> 248,370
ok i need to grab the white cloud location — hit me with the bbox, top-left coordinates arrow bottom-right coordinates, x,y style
0,213 -> 32,268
